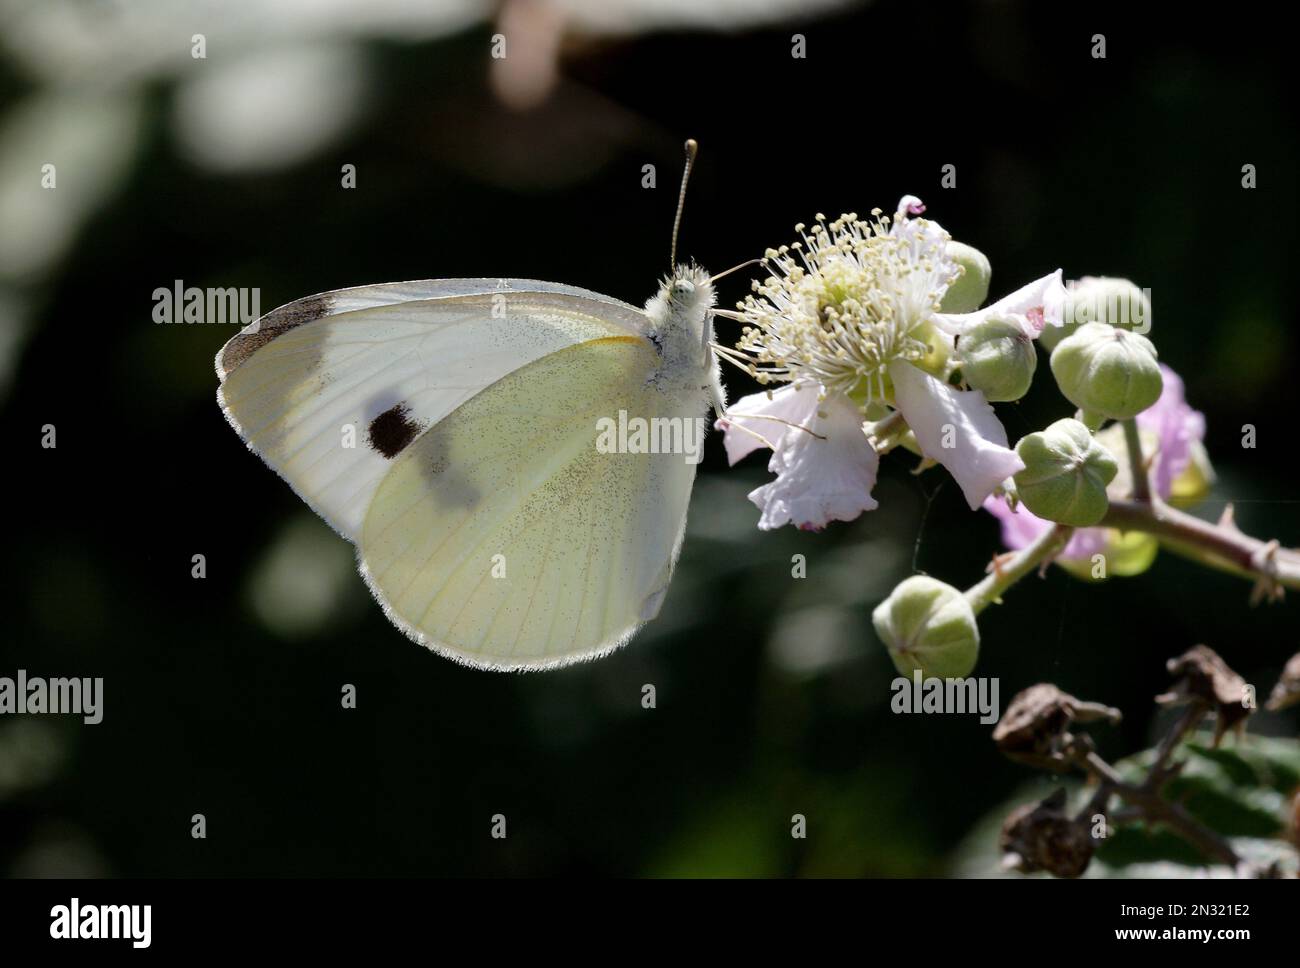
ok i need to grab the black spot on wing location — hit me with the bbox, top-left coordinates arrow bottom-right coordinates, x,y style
218,293 -> 334,375
368,403 -> 423,459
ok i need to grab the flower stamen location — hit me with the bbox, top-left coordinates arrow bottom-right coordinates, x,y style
733,210 -> 960,405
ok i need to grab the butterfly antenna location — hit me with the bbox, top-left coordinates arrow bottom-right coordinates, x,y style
669,138 -> 698,271
708,258 -> 766,285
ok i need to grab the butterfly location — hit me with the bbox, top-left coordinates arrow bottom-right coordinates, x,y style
216,141 -> 746,670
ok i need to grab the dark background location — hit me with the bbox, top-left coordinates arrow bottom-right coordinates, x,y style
0,0 -> 1296,876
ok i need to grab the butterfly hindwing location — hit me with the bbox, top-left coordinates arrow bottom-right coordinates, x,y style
358,334 -> 699,669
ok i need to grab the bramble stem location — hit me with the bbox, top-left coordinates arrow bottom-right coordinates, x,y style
956,415 -> 1294,616
1110,413 -> 1298,595
1068,708 -> 1243,870
1121,418 -> 1152,503
1102,499 -> 1300,594
965,523 -> 1073,614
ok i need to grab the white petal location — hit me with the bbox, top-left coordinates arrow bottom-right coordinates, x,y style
933,269 -> 1067,338
889,360 -> 1024,510
745,391 -> 879,531
715,384 -> 811,466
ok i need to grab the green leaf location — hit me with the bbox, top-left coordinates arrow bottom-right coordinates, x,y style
1114,734 -> 1297,840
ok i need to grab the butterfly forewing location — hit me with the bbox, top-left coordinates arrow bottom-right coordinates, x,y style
216,281 -> 648,538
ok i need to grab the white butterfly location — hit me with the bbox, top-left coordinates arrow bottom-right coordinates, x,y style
216,142 -> 736,670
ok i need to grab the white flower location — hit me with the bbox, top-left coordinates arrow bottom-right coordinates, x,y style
726,203 -> 957,404
720,384 -> 878,531
720,198 -> 1066,527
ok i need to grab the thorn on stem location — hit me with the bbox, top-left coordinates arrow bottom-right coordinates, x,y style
1248,539 -> 1284,606
988,551 -> 1017,578
1217,502 -> 1238,531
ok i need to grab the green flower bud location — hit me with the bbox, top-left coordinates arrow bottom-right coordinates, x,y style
940,241 -> 991,314
1013,418 -> 1119,526
1040,276 -> 1151,351
1049,322 -> 1163,419
873,576 -> 980,679
956,316 -> 1037,402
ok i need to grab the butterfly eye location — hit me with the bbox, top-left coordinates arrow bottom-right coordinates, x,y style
672,280 -> 695,298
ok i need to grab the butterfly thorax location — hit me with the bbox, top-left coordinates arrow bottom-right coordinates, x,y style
642,264 -> 719,411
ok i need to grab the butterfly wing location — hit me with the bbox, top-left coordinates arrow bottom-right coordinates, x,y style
359,333 -> 700,670
216,279 -> 648,538
218,279 -> 700,668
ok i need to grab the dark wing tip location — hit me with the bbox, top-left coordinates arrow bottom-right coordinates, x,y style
218,293 -> 335,377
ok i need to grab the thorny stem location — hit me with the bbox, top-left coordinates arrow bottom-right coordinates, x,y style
1068,707 -> 1244,870
1110,413 -> 1300,597
965,523 -> 1073,614
947,388 -> 1294,626
1141,795 -> 1243,868
1101,498 -> 1300,595
1145,706 -> 1205,786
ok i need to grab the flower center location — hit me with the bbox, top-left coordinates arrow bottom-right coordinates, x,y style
730,211 -> 961,405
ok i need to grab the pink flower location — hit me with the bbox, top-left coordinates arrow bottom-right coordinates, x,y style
1137,365 -> 1206,499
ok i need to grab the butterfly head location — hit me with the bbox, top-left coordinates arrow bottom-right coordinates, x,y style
665,263 -> 715,317
644,264 -> 715,366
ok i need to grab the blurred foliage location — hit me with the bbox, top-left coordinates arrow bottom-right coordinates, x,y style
0,0 -> 1297,876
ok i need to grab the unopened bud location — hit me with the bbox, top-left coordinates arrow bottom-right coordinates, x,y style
956,316 -> 1037,402
873,575 -> 980,678
1041,276 -> 1151,351
1013,418 -> 1119,526
940,241 -> 991,314
1050,322 -> 1163,420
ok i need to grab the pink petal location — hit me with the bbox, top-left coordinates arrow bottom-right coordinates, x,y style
1136,364 -> 1206,499
982,494 -> 1107,561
